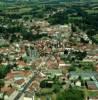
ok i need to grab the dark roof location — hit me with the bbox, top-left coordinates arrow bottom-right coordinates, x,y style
86,81 -> 98,90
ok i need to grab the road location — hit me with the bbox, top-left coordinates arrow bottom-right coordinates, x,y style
14,74 -> 35,100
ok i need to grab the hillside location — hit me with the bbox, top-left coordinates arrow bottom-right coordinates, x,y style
1,0 -> 98,3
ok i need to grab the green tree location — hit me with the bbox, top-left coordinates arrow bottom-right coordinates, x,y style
57,88 -> 84,100
0,80 -> 4,91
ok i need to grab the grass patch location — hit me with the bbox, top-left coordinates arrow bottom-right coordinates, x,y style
88,91 -> 98,97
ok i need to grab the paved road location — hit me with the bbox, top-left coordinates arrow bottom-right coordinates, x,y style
14,74 -> 35,100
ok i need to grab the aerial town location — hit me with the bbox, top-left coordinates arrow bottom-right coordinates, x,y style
0,0 -> 98,100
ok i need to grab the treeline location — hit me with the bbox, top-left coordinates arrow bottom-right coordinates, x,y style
0,25 -> 48,42
1,2 -> 98,43
47,5 -> 98,43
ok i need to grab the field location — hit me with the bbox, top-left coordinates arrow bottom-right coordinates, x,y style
3,7 -> 32,15
88,91 -> 98,98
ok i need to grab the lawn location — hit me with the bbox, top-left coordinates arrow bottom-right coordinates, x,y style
3,7 -> 32,15
88,91 -> 98,97
86,9 -> 98,14
40,88 -> 53,95
36,93 -> 57,100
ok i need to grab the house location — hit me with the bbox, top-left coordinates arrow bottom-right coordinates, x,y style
5,70 -> 32,84
75,81 -> 81,87
24,91 -> 35,100
44,69 -> 63,78
58,60 -> 71,68
16,60 -> 27,69
14,79 -> 25,89
86,81 -> 98,90
69,71 -> 97,81
69,72 -> 79,80
46,59 -> 58,69
88,96 -> 98,100
1,86 -> 15,100
28,81 -> 40,92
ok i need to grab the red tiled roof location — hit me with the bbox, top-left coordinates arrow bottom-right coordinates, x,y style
16,60 -> 27,67
1,86 -> 15,96
5,70 -> 32,80
15,79 -> 25,85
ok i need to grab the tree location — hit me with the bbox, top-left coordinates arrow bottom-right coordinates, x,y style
0,80 -> 4,91
48,11 -> 68,25
53,84 -> 61,93
68,66 -> 76,71
71,24 -> 77,32
0,65 -> 11,79
57,88 -> 84,100
40,80 -> 53,88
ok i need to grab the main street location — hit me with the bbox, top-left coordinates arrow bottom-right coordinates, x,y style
14,73 -> 35,100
